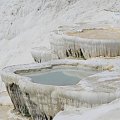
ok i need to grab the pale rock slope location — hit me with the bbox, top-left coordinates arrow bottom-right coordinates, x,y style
53,99 -> 120,120
0,0 -> 120,67
0,0 -> 120,119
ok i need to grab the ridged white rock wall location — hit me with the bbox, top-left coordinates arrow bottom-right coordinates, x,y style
50,29 -> 120,59
1,59 -> 120,120
31,47 -> 58,63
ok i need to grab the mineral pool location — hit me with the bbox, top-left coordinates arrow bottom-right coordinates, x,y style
28,69 -> 97,86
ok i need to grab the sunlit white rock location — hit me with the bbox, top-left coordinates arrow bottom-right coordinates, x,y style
1,58 -> 120,119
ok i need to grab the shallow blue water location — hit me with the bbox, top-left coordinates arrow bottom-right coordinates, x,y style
29,70 -> 81,86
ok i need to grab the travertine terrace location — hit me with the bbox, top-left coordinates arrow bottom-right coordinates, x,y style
31,27 -> 120,63
1,58 -> 120,120
2,26 -> 120,120
50,27 -> 120,60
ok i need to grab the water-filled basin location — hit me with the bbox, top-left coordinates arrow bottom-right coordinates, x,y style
29,70 -> 80,86
1,59 -> 100,120
26,67 -> 97,86
28,70 -> 82,86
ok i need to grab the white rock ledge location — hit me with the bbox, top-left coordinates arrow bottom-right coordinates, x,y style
1,59 -> 120,120
50,27 -> 120,59
31,27 -> 120,63
31,47 -> 58,63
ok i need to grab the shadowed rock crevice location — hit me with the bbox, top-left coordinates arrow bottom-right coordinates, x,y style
6,83 -> 30,117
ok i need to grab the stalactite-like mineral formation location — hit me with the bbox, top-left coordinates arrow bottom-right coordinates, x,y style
50,28 -> 120,59
9,25 -> 120,120
1,59 -> 120,120
31,47 -> 58,63
31,26 -> 120,63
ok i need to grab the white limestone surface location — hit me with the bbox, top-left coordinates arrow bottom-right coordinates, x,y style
1,0 -> 120,119
53,99 -> 120,120
1,58 -> 120,119
50,28 -> 120,59
0,0 -> 120,99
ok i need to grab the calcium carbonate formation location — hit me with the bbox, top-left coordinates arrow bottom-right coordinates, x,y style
1,59 -> 120,120
31,47 -> 58,63
1,25 -> 120,120
50,28 -> 120,59
31,27 -> 120,63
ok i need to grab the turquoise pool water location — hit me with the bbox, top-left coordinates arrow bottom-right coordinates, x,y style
29,70 -> 82,86
27,67 -> 98,86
